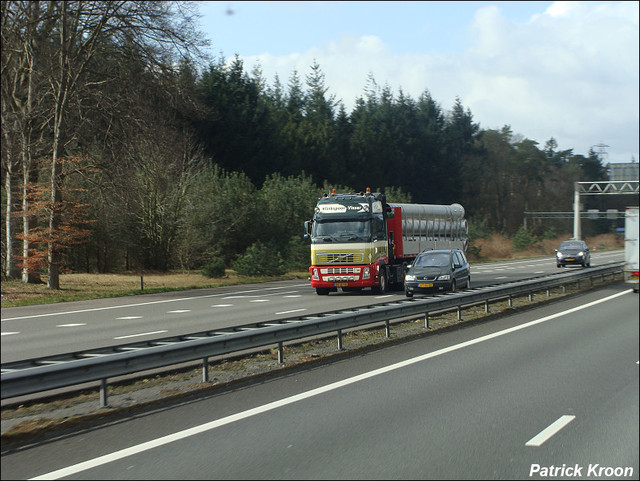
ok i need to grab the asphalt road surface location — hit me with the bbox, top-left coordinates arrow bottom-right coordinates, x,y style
1,250 -> 624,363
1,282 -> 637,480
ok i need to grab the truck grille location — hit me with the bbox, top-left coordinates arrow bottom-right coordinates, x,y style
317,253 -> 364,264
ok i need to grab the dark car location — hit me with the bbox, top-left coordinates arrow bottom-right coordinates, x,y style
555,240 -> 591,267
404,248 -> 470,297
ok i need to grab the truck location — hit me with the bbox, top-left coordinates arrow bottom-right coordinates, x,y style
624,206 -> 639,293
304,188 -> 468,295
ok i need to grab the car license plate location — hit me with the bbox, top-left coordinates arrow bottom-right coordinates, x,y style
419,283 -> 433,288
335,282 -> 348,287
565,258 -> 575,261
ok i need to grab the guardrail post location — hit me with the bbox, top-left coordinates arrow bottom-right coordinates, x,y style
277,342 -> 284,363
457,306 -> 462,321
508,295 -> 513,307
100,379 -> 108,408
546,288 -> 550,297
385,320 -> 390,338
528,292 -> 533,302
484,300 -> 489,313
424,312 -> 430,329
337,330 -> 343,350
202,358 -> 209,382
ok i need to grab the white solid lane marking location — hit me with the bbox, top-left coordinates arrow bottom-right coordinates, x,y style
525,415 -> 576,447
56,324 -> 87,328
113,330 -> 167,340
32,289 -> 631,480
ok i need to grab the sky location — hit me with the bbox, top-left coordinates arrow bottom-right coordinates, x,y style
193,1 -> 639,164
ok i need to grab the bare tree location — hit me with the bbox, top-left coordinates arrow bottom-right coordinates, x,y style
2,1 -> 207,288
1,1 -> 53,282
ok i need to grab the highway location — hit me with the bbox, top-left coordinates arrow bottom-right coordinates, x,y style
1,283 -> 637,479
1,250 -> 625,363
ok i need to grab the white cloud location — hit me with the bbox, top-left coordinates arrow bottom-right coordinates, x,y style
237,1 -> 638,161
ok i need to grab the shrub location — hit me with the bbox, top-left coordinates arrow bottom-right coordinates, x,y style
542,226 -> 557,239
201,257 -> 226,278
468,219 -> 492,240
511,227 -> 537,251
233,241 -> 286,277
283,235 -> 311,272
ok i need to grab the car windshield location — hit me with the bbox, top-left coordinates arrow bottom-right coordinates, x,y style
559,241 -> 583,250
414,252 -> 450,267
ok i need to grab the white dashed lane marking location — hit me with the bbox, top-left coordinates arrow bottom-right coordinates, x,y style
275,309 -> 307,315
114,330 -> 168,340
525,415 -> 576,447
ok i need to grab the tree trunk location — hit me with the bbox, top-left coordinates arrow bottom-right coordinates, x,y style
3,158 -> 20,279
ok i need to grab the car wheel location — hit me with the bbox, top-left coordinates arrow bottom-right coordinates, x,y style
405,290 -> 413,298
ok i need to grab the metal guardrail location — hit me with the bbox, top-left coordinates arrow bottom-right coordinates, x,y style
1,262 -> 624,405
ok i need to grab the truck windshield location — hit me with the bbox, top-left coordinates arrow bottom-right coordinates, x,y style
313,220 -> 371,241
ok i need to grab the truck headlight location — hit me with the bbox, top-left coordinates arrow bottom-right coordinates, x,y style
312,268 -> 319,281
363,267 -> 371,279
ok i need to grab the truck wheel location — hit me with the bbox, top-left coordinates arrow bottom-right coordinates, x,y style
316,288 -> 330,295
372,269 -> 387,294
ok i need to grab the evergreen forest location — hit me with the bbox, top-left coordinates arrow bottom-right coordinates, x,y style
1,1 -> 619,288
